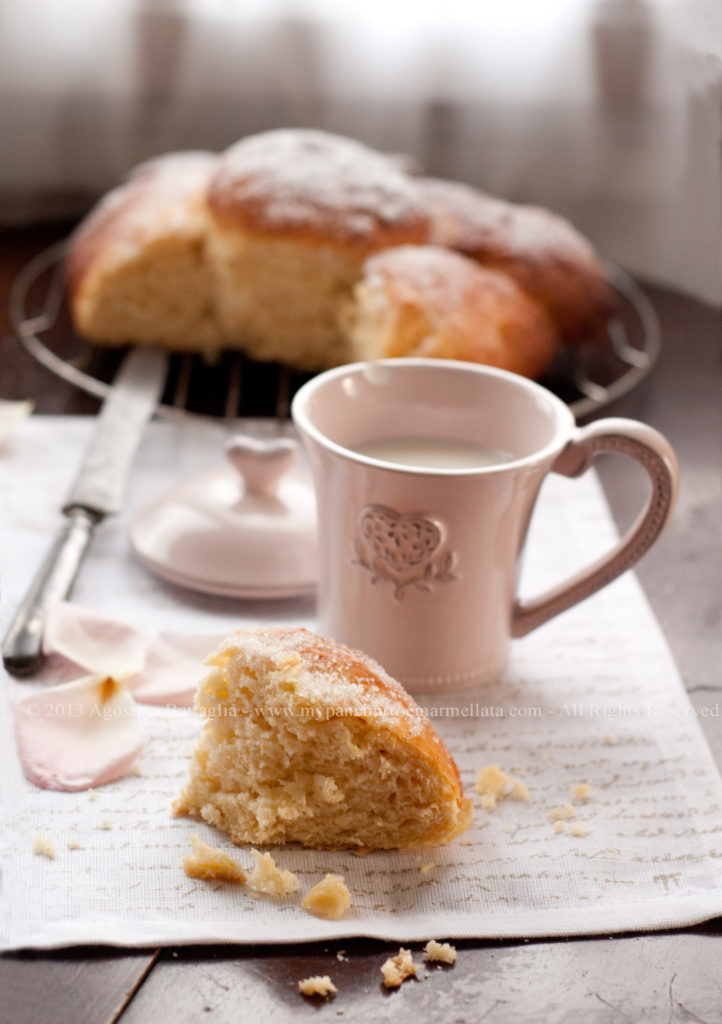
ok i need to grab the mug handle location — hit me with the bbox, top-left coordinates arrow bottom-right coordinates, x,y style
512,417 -> 679,638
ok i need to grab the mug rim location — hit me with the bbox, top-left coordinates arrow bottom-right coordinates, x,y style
291,358 -> 576,476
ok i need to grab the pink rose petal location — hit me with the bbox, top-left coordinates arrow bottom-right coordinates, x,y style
43,601 -> 147,678
14,675 -> 145,791
131,632 -> 226,707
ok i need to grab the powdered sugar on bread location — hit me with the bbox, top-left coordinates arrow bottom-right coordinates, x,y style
208,129 -> 427,242
174,626 -> 472,850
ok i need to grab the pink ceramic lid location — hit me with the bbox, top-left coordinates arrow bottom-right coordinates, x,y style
129,435 -> 318,598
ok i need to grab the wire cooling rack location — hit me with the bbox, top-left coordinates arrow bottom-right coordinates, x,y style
10,240 -> 660,422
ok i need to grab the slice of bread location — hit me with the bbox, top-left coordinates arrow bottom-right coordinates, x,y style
173,626 -> 472,850
67,151 -> 224,353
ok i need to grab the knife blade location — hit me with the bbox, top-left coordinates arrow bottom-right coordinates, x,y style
2,346 -> 168,676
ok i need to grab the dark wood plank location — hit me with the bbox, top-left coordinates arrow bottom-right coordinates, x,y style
119,929 -> 722,1024
0,948 -> 159,1024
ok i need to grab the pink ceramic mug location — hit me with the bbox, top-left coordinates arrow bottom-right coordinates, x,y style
291,359 -> 678,692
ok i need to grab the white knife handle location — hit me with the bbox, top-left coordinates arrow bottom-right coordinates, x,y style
2,508 -> 99,676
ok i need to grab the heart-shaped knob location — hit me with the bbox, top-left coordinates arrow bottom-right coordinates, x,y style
225,435 -> 300,498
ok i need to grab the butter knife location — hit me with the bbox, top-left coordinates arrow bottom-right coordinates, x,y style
2,346 -> 168,676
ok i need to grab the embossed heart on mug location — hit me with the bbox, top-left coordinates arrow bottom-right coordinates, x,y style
360,505 -> 442,575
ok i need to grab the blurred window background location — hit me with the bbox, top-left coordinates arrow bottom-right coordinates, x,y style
1,0 -> 719,302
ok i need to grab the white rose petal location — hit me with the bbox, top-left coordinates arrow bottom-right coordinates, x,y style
13,674 -> 145,791
131,632 -> 224,707
43,601 -> 147,678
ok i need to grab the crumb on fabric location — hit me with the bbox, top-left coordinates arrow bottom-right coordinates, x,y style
32,833 -> 55,859
548,803 -> 576,822
511,779 -> 530,802
301,874 -> 351,919
249,850 -> 300,896
475,764 -> 530,810
183,833 -> 246,883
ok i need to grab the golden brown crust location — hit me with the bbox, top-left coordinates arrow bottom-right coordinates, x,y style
207,129 -> 429,251
66,151 -> 218,302
421,177 -> 615,342
212,625 -> 468,807
177,625 -> 473,850
346,245 -> 558,380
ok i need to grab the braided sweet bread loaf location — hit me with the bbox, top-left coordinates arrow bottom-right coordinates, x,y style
66,129 -> 613,379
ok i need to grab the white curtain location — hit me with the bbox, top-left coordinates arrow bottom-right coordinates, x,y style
1,0 -> 720,303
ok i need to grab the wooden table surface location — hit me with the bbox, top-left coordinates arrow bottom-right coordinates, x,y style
1,225 -> 720,1024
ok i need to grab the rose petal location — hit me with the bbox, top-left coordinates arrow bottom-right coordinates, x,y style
0,399 -> 33,444
131,632 -> 226,707
13,674 -> 145,791
43,601 -> 147,678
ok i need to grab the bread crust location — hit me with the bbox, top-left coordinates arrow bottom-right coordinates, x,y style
206,129 -> 429,251
67,151 -> 218,300
66,151 -> 223,350
422,177 -> 615,342
345,244 -> 558,380
207,625 -> 469,813
176,626 -> 473,851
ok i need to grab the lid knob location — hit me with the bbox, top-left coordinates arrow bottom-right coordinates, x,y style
225,435 -> 300,498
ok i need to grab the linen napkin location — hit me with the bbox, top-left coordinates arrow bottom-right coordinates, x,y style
1,416 -> 721,951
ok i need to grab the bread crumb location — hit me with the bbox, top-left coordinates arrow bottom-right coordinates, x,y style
475,764 -> 530,810
249,850 -> 300,896
604,734 -> 613,745
183,833 -> 246,883
301,874 -> 351,919
336,950 -> 346,961
511,779 -> 530,802
570,823 -> 588,837
87,789 -> 97,801
67,837 -> 83,850
475,764 -> 508,807
553,821 -> 565,834
32,833 -> 55,859
419,862 -> 436,875
424,940 -> 456,965
571,783 -> 593,804
548,803 -> 576,822
101,818 -> 112,830
381,948 -> 419,988
298,976 -> 337,998
459,837 -> 474,846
